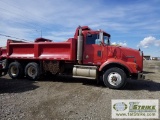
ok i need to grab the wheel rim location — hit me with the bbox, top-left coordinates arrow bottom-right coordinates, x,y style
27,66 -> 36,77
10,66 -> 18,76
108,72 -> 122,86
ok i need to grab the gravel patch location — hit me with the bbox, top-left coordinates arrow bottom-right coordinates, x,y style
0,61 -> 160,120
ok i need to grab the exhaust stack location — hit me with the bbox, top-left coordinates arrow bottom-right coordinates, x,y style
77,26 -> 83,64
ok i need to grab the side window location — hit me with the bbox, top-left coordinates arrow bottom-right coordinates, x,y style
86,34 -> 100,45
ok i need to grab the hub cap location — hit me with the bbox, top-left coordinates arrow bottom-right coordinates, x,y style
10,66 -> 18,76
108,72 -> 122,86
28,66 -> 36,77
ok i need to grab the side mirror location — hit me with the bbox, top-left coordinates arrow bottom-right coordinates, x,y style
107,39 -> 110,45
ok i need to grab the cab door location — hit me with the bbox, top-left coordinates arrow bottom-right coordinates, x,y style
83,33 -> 103,65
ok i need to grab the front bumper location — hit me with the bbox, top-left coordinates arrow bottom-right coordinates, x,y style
131,72 -> 145,80
138,72 -> 145,80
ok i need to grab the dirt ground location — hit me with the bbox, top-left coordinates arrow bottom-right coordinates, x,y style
0,60 -> 160,120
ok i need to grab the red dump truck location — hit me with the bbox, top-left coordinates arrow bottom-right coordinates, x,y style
0,26 -> 144,89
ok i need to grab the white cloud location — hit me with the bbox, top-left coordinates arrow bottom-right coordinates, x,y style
0,0 -> 158,31
119,42 -> 127,47
0,37 -> 8,47
155,40 -> 160,46
112,42 -> 127,47
137,36 -> 160,48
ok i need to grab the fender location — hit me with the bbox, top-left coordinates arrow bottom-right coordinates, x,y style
99,58 -> 136,73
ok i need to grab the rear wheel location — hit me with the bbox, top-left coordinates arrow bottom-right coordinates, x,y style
103,67 -> 127,89
8,62 -> 23,79
25,62 -> 40,80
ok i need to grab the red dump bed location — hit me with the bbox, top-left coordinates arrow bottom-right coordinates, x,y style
1,38 -> 76,61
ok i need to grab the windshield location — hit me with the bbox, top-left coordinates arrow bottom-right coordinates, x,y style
104,35 -> 110,45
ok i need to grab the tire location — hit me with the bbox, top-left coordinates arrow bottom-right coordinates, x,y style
2,59 -> 8,69
103,67 -> 127,89
8,62 -> 23,79
25,62 -> 40,80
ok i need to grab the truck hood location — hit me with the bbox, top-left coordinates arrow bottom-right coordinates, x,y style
107,46 -> 143,71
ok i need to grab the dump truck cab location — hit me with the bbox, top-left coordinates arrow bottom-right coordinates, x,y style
82,29 -> 111,65
73,26 -> 144,89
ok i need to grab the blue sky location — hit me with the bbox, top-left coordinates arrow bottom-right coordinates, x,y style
0,0 -> 160,57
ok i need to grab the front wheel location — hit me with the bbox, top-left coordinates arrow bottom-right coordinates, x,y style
103,67 -> 127,89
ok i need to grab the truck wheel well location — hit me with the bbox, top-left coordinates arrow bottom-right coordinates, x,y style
101,63 -> 130,77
